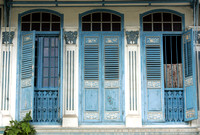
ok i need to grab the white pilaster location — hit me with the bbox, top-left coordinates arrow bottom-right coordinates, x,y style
62,27 -> 78,127
125,26 -> 142,127
0,27 -> 16,126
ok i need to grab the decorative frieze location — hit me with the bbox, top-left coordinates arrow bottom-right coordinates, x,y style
126,31 -> 139,44
186,109 -> 195,118
64,31 -> 77,44
146,37 -> 160,45
147,80 -> 161,88
2,31 -> 15,44
185,76 -> 193,87
104,80 -> 119,88
84,112 -> 99,120
147,112 -> 163,121
84,80 -> 99,88
104,112 -> 120,120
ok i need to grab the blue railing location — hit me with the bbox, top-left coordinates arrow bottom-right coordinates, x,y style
165,90 -> 184,122
33,90 -> 59,123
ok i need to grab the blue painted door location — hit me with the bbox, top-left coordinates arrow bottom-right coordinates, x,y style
81,34 -> 123,124
20,31 -> 36,120
183,29 -> 198,121
143,33 -> 165,123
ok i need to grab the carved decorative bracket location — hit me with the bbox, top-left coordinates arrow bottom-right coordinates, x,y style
2,31 -> 15,44
126,31 -> 139,44
64,31 -> 77,44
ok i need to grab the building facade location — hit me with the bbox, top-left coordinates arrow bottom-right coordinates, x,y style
0,0 -> 200,134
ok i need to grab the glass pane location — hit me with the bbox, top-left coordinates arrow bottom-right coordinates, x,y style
102,13 -> 111,21
21,23 -> 30,31
143,23 -> 152,31
55,48 -> 58,56
32,23 -> 40,31
153,23 -> 162,31
173,23 -> 182,31
173,14 -> 181,21
112,23 -> 121,31
42,23 -> 50,31
143,14 -> 152,22
153,13 -> 161,22
44,38 -> 49,47
51,38 -> 55,47
50,58 -> 55,67
43,78 -> 49,87
42,13 -> 50,22
92,13 -> 101,22
92,23 -> 101,31
55,58 -> 58,66
52,14 -> 60,22
82,23 -> 91,31
44,48 -> 49,56
55,68 -> 58,76
163,13 -> 171,22
50,78 -> 54,87
43,68 -> 49,77
44,58 -> 49,66
52,23 -> 60,31
51,48 -> 55,56
102,23 -> 111,31
55,78 -> 58,87
32,13 -> 40,22
112,14 -> 121,22
56,38 -> 59,47
163,23 -> 172,31
22,14 -> 30,22
51,68 -> 55,76
82,14 -> 91,22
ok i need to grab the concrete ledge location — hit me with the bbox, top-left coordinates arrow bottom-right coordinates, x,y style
35,127 -> 199,135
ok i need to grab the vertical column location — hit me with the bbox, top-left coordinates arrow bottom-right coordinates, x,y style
62,30 -> 78,127
0,27 -> 15,126
125,28 -> 142,127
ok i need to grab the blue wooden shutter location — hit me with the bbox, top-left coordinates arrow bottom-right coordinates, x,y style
183,29 -> 198,121
103,36 -> 122,121
83,36 -> 100,122
20,31 -> 35,120
144,34 -> 165,122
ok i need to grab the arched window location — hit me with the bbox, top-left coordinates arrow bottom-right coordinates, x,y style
21,12 -> 61,31
82,12 -> 121,31
143,12 -> 182,31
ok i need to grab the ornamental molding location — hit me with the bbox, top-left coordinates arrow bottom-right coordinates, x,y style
126,31 -> 139,44
1,27 -> 16,45
64,31 -> 78,44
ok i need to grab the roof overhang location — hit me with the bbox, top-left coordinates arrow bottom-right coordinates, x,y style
7,0 -> 196,7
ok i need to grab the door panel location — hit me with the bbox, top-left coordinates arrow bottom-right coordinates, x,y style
81,34 -> 123,124
183,29 -> 198,121
83,35 -> 101,122
20,31 -> 36,120
143,34 -> 165,123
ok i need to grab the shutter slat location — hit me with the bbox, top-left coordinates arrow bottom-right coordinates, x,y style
105,45 -> 119,80
146,46 -> 161,80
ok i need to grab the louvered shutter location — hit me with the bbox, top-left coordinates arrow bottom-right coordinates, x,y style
83,36 -> 100,122
144,34 -> 165,122
20,31 -> 35,120
183,29 -> 198,121
103,36 -> 122,121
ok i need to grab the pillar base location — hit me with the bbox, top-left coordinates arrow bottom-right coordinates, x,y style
0,112 -> 12,126
62,114 -> 78,127
126,114 -> 142,127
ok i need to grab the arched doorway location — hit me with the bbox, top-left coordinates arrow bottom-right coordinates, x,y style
17,9 -> 63,125
79,9 -> 125,124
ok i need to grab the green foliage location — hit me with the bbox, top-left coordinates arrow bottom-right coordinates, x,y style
4,112 -> 36,135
